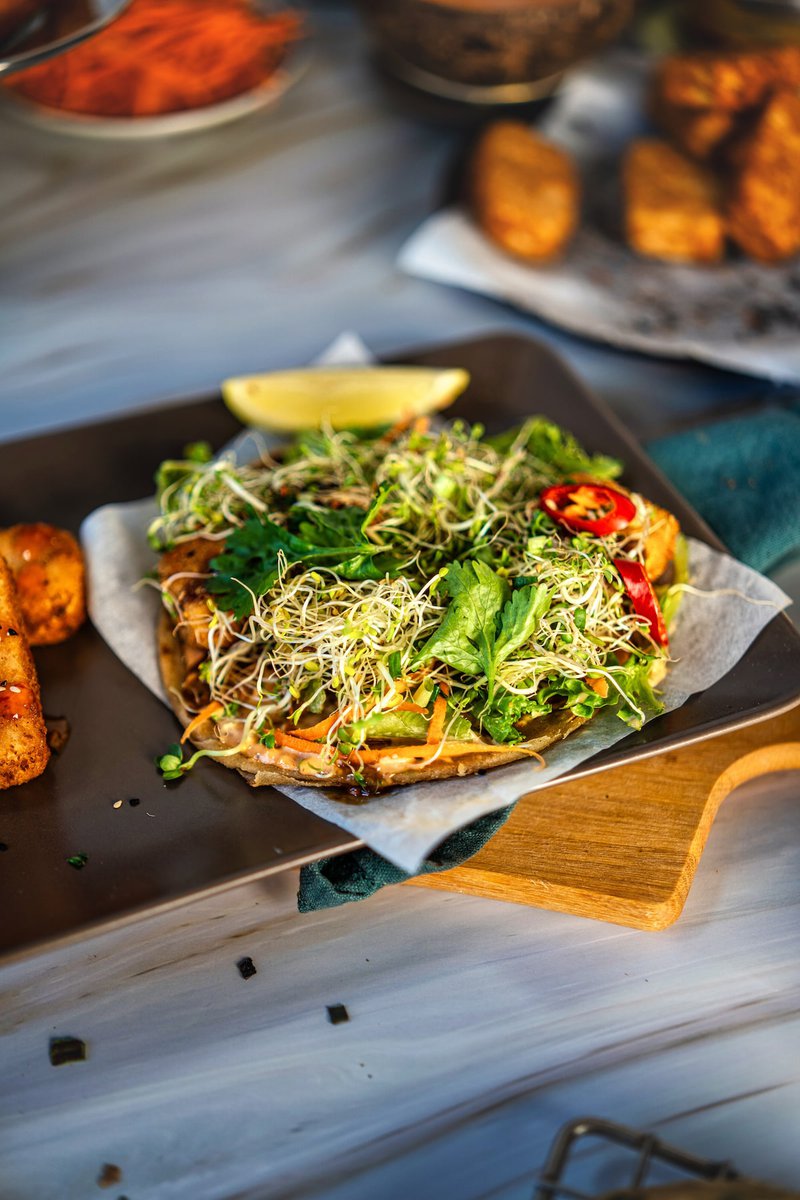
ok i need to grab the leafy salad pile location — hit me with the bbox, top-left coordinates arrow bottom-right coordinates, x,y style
150,417 -> 677,782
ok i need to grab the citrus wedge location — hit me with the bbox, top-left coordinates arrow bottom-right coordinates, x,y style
221,366 -> 470,432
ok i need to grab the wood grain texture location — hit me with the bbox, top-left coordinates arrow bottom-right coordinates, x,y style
410,705 -> 800,930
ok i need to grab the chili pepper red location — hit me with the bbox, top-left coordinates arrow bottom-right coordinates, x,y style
540,483 -> 636,536
614,558 -> 669,648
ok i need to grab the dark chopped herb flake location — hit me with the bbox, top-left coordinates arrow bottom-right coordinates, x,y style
67,853 -> 88,870
128,797 -> 141,807
97,1163 -> 122,1189
0,842 -> 7,852
237,956 -> 257,980
326,1003 -> 349,1025
49,1035 -> 87,1066
45,715 -> 71,755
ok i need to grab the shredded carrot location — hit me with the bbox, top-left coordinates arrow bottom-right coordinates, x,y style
396,701 -> 428,714
426,695 -> 447,744
586,677 -> 609,698
292,711 -> 345,742
181,701 -> 224,744
274,729 -> 327,755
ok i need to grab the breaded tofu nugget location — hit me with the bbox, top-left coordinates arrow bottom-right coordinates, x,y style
726,89 -> 800,264
650,87 -> 734,161
471,121 -> 579,263
0,555 -> 49,789
657,47 -> 800,112
624,139 -> 725,264
0,524 -> 86,646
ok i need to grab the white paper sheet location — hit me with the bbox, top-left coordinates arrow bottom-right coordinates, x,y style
398,54 -> 800,383
80,335 -> 792,873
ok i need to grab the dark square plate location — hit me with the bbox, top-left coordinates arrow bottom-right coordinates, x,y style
2,333 -> 799,962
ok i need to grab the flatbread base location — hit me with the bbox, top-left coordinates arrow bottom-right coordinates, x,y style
159,612 -> 586,792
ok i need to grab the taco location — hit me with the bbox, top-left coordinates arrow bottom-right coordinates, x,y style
150,415 -> 680,793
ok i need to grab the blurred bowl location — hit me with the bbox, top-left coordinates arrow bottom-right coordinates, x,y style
0,0 -> 39,42
355,0 -> 636,103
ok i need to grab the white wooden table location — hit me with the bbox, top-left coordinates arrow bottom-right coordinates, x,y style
1,6 -> 799,1198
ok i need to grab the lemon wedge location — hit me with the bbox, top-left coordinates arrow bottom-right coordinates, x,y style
221,366 -> 470,432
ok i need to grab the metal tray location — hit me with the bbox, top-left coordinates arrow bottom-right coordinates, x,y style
2,333 -> 799,962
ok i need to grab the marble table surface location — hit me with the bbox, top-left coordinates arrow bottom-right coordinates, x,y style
1,5 -> 799,1198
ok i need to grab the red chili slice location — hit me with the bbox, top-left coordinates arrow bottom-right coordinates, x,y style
540,483 -> 636,536
614,558 -> 669,648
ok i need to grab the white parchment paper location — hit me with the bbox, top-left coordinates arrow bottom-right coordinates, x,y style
80,336 -> 792,873
398,54 -> 800,383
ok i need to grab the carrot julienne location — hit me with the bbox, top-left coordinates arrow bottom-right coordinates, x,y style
426,695 -> 447,744
181,701 -> 224,744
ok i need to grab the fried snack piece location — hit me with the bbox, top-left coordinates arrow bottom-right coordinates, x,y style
656,47 -> 800,112
624,140 -> 725,265
0,555 -> 49,789
0,524 -> 86,646
471,121 -> 580,263
644,503 -> 680,583
650,85 -> 735,161
726,89 -> 800,264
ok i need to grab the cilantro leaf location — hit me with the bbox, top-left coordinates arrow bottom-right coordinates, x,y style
495,583 -> 551,666
416,563 -> 550,700
417,560 -> 507,677
207,504 -> 404,619
208,517 -> 308,620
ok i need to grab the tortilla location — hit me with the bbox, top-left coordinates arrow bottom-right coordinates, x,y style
158,611 -> 587,792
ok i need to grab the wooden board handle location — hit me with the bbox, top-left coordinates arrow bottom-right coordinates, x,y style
410,706 -> 800,931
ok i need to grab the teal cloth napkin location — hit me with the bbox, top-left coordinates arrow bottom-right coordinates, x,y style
298,805 -> 514,912
298,403 -> 800,913
647,405 -> 800,575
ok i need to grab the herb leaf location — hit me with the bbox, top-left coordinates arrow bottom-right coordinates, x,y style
208,507 -> 405,619
416,564 -> 549,700
487,416 -> 621,480
417,560 -> 507,677
495,583 -> 551,666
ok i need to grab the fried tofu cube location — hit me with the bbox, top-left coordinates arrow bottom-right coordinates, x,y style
726,89 -> 800,264
0,555 -> 49,790
656,47 -> 800,112
471,121 -> 579,263
650,84 -> 735,160
0,524 -> 85,646
624,139 -> 725,264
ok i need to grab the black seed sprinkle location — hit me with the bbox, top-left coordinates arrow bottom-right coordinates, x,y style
128,797 -> 140,807
237,956 -> 257,980
0,842 -> 8,852
326,1004 -> 349,1025
49,1036 -> 87,1066
7,628 -> 18,637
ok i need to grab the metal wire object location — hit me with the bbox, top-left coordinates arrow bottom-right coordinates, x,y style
533,1117 -> 741,1200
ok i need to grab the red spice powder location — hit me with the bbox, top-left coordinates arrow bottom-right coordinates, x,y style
8,0 -> 302,117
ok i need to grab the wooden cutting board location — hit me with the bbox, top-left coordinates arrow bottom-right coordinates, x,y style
409,704 -> 800,930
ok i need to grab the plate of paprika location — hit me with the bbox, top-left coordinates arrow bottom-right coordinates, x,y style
1,0 -> 309,138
